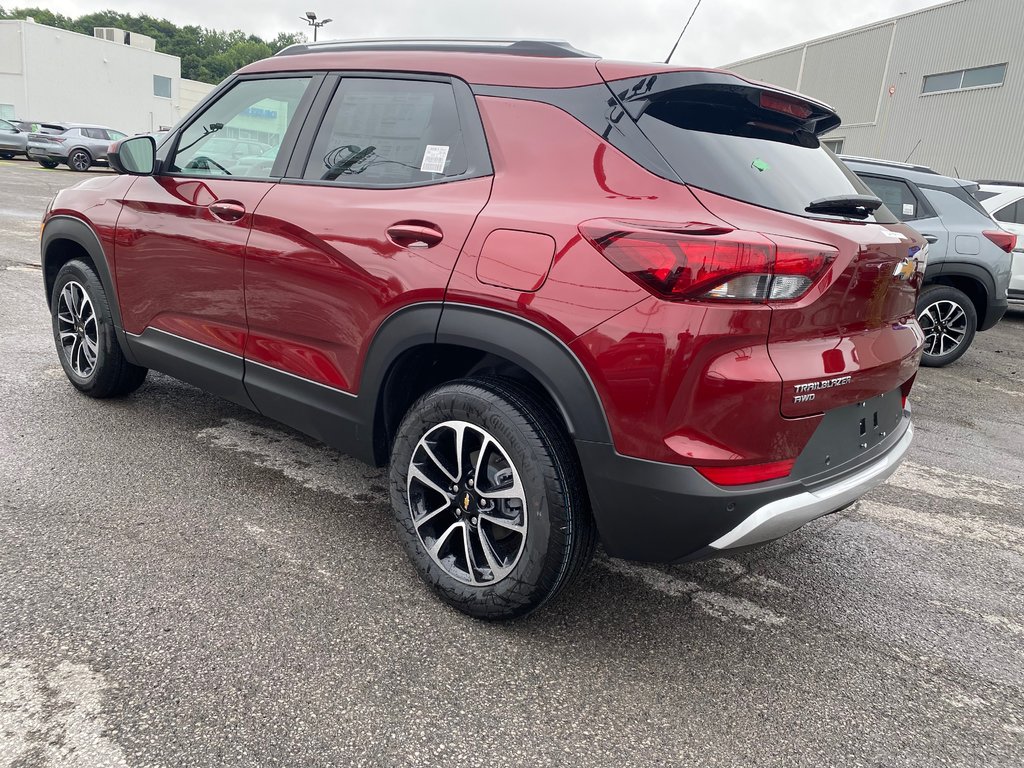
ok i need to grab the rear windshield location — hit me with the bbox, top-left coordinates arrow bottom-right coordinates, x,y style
636,94 -> 896,223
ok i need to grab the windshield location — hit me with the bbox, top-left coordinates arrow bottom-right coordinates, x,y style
636,93 -> 896,224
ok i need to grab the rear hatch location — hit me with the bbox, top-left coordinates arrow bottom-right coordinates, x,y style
603,69 -> 925,416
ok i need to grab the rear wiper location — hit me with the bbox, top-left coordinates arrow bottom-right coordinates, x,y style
805,194 -> 883,219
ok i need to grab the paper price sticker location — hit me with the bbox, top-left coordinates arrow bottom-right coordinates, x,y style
420,145 -> 449,174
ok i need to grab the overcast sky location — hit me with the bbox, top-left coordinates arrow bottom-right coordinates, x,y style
35,0 -> 943,66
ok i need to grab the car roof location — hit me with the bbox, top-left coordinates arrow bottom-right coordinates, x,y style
239,37 -> 797,93
840,155 -> 968,189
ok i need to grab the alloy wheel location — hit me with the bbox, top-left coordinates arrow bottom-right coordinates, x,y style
918,299 -> 968,358
57,281 -> 99,377
407,420 -> 528,586
70,151 -> 90,171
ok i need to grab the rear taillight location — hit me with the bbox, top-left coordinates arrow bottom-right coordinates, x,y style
580,220 -> 837,303
696,459 -> 796,486
983,230 -> 1016,253
759,92 -> 813,120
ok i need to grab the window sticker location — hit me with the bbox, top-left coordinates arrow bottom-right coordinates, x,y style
751,158 -> 770,173
903,203 -> 915,217
420,144 -> 449,174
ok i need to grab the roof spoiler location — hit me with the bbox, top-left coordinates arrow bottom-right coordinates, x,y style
605,70 -> 842,136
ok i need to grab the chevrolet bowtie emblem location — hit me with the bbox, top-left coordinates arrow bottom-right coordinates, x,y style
893,257 -> 916,281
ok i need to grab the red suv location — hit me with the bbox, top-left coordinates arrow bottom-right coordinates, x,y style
41,39 -> 924,619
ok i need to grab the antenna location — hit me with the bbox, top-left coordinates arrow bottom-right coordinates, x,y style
665,0 -> 706,64
904,139 -> 922,163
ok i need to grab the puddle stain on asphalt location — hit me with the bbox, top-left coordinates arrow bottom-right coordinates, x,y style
0,656 -> 128,767
889,460 -> 1020,507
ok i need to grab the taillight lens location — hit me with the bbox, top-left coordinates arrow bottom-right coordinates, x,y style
759,92 -> 813,120
696,459 -> 796,486
580,220 -> 837,303
983,230 -> 1016,253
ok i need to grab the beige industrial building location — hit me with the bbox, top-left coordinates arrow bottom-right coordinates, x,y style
724,0 -> 1023,180
0,18 -> 214,134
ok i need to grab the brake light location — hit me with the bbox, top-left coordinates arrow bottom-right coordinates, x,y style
696,459 -> 796,486
983,230 -> 1016,253
580,220 -> 837,303
760,92 -> 813,120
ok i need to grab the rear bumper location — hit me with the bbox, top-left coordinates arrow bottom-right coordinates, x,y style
980,295 -> 1007,331
576,408 -> 913,563
27,147 -> 65,161
708,424 -> 911,549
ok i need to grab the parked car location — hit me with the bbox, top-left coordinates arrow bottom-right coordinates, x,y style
27,123 -> 128,171
843,156 -> 1014,366
0,118 -> 28,159
41,38 -> 924,619
976,182 -> 1024,309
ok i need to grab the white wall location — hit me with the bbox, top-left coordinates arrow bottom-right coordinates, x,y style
0,20 -> 196,134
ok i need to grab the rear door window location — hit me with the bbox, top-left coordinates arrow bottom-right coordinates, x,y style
635,91 -> 894,223
995,201 -> 1023,225
856,175 -> 930,221
300,77 -> 468,187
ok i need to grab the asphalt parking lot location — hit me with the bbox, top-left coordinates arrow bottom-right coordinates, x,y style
1,157 -> 1022,767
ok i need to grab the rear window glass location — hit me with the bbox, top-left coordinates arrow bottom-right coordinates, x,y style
635,94 -> 895,223
974,190 -> 1000,202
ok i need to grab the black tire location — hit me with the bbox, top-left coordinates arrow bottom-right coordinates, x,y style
67,149 -> 92,172
50,259 -> 148,397
389,377 -> 597,620
916,284 -> 978,367
38,159 -> 59,169
0,152 -> 14,160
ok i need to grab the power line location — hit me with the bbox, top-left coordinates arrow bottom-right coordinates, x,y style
665,0 -> 706,64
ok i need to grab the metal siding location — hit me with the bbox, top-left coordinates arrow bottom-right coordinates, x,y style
727,48 -> 803,90
724,0 -> 1024,180
800,24 -> 894,125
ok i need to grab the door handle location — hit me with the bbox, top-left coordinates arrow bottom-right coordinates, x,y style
921,233 -> 939,244
386,222 -> 443,248
209,200 -> 246,222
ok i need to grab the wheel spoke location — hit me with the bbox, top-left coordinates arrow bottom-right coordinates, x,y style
59,330 -> 77,344
421,441 -> 458,484
478,512 -> 525,533
428,521 -> 462,558
408,465 -> 453,509
461,523 -> 478,584
477,526 -> 512,581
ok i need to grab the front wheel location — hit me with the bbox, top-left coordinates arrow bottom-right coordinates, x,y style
916,285 -> 978,367
51,260 -> 148,397
389,378 -> 596,620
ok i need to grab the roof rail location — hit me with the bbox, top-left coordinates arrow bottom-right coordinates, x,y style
838,154 -> 938,175
978,179 -> 1024,187
275,37 -> 598,59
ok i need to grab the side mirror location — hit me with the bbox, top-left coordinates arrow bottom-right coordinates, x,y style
108,135 -> 156,176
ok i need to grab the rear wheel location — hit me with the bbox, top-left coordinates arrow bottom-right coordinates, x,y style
917,284 -> 977,367
51,260 -> 148,397
389,378 -> 596,620
67,149 -> 92,172
38,159 -> 58,169
0,152 -> 14,160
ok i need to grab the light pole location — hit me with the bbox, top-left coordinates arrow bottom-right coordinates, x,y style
302,11 -> 332,42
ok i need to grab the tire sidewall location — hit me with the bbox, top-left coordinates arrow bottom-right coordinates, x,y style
51,262 -> 115,393
389,384 -> 563,617
916,285 -> 978,367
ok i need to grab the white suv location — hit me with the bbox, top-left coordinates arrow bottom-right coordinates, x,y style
977,182 -> 1024,308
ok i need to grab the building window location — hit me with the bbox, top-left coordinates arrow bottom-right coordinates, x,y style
0,104 -> 14,120
153,75 -> 172,99
922,63 -> 1006,94
821,138 -> 845,154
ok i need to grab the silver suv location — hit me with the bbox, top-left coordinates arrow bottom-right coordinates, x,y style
27,123 -> 128,172
843,156 -> 1015,367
